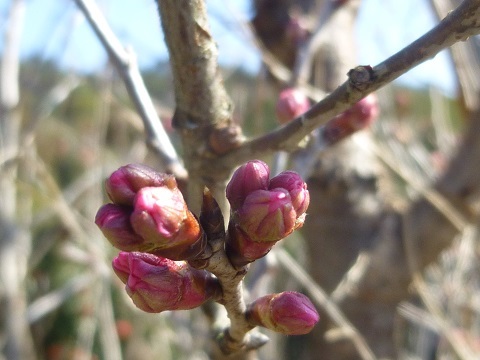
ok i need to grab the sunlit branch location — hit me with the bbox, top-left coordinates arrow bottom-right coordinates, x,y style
72,0 -> 186,178
219,0 -> 480,168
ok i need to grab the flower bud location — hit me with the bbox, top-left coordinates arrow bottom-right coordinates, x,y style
226,160 -> 270,211
130,186 -> 205,260
95,203 -> 145,252
226,222 -> 277,269
275,88 -> 310,124
323,94 -> 379,144
235,189 -> 296,243
269,171 -> 310,216
246,291 -> 319,335
112,252 -> 221,313
106,164 -> 176,206
285,16 -> 309,45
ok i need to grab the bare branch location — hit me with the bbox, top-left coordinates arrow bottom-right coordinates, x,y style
219,0 -> 480,167
73,0 -> 186,178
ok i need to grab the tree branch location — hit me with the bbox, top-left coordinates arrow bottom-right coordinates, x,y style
73,0 -> 185,178
218,0 -> 480,167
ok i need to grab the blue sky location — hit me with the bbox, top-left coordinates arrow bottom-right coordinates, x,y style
0,0 -> 457,95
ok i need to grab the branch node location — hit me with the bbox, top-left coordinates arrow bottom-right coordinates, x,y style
347,65 -> 375,91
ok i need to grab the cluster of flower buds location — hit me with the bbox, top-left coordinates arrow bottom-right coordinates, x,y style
322,93 -> 379,144
96,162 -> 318,337
112,251 -> 221,313
95,164 -> 206,261
226,160 -> 310,268
275,88 -> 311,124
246,291 -> 319,335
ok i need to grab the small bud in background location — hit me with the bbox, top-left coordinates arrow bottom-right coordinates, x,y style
226,160 -> 270,211
226,222 -> 277,269
269,171 -> 310,216
112,252 -> 222,313
95,203 -> 145,252
130,186 -> 205,260
275,88 -> 310,124
106,163 -> 176,206
236,189 -> 296,243
285,15 -> 309,45
323,93 -> 379,144
246,291 -> 319,335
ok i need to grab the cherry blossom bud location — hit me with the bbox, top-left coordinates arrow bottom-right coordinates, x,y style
112,252 -> 221,313
130,186 -> 205,260
285,16 -> 309,45
275,88 -> 310,124
226,222 -> 277,269
236,189 -> 296,243
323,94 -> 379,144
246,291 -> 319,335
226,160 -> 270,211
95,204 -> 144,252
106,164 -> 176,206
269,171 -> 310,216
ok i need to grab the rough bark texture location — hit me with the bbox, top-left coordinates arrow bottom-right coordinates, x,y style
156,0 -> 237,216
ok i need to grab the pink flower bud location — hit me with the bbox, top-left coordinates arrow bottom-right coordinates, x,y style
112,252 -> 221,313
275,88 -> 310,124
226,160 -> 270,211
246,291 -> 319,335
235,189 -> 296,242
95,204 -> 144,251
226,222 -> 277,269
269,171 -> 310,216
130,186 -> 205,260
106,164 -> 176,206
323,94 -> 379,144
285,16 -> 309,45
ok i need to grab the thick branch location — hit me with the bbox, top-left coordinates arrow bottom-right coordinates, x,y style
156,0 -> 233,127
156,0 -> 236,217
218,0 -> 480,167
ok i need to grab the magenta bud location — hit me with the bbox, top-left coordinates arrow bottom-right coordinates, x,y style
112,252 -> 221,313
269,171 -> 310,216
246,291 -> 319,335
323,94 -> 379,144
235,189 -> 296,242
285,16 -> 309,45
275,88 -> 310,124
95,204 -> 144,251
106,164 -> 176,206
226,222 -> 277,269
226,160 -> 270,211
130,186 -> 204,260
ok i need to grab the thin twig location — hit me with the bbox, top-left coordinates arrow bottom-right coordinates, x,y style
72,0 -> 186,178
27,273 -> 95,323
